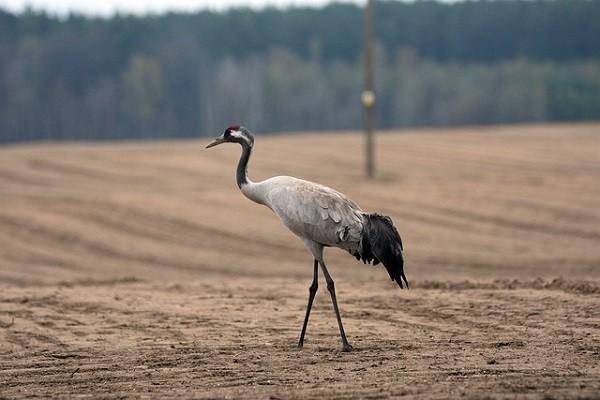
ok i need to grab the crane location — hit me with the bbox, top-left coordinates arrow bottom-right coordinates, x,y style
206,126 -> 407,352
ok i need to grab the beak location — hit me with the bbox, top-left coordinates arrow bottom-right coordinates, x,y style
205,137 -> 225,149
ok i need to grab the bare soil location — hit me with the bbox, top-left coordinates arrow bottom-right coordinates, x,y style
1,123 -> 599,398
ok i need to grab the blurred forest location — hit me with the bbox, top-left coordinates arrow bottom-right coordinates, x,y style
1,0 -> 600,142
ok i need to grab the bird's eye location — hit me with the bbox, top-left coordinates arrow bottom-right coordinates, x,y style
224,130 -> 231,138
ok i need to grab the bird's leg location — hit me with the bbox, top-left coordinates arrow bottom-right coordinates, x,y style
319,260 -> 353,352
298,259 -> 319,348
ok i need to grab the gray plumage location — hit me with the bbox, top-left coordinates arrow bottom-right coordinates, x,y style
206,126 -> 407,352
247,176 -> 363,249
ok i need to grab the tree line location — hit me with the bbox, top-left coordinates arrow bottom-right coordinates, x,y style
1,0 -> 599,142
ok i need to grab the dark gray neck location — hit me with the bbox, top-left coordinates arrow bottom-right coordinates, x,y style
236,141 -> 252,188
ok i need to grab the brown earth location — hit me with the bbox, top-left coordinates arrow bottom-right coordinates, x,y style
1,123 -> 599,398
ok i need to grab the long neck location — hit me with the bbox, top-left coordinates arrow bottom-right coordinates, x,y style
237,141 -> 267,206
236,141 -> 253,188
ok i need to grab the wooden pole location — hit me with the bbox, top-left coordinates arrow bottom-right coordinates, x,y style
362,0 -> 375,179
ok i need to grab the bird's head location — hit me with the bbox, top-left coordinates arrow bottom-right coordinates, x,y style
205,125 -> 254,149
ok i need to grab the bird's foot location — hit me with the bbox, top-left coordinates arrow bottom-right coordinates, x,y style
297,341 -> 304,349
341,342 -> 353,352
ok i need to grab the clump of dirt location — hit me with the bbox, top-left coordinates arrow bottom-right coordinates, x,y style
416,277 -> 600,294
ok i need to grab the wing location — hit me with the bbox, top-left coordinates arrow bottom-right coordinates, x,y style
263,177 -> 364,248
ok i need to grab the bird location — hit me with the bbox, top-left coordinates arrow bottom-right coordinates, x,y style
206,125 -> 407,352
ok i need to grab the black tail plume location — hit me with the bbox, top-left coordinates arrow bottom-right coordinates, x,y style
356,213 -> 408,289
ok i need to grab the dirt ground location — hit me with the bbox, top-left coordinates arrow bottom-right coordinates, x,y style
1,123 -> 599,398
